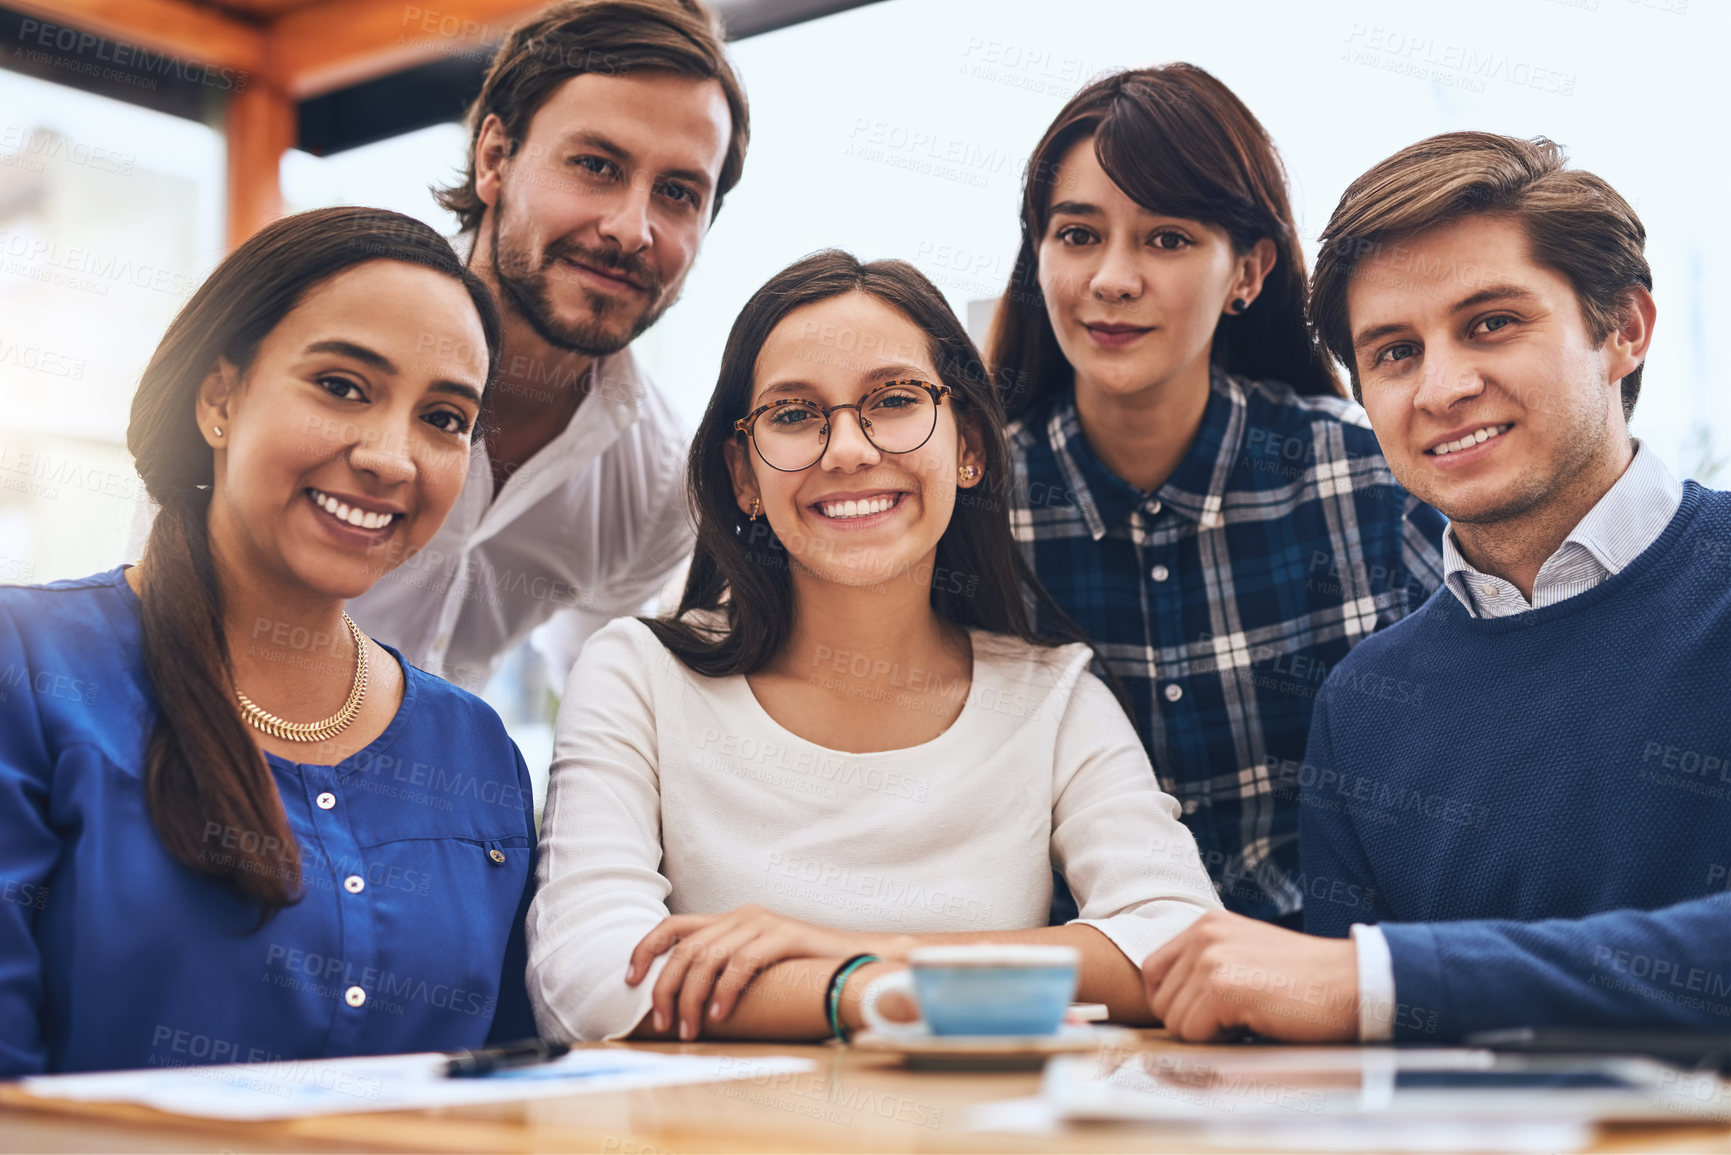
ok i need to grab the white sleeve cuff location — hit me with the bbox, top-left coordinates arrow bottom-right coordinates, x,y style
1350,923 -> 1397,1043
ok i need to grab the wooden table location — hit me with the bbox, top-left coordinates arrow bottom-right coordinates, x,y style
2,1035 -> 1727,1153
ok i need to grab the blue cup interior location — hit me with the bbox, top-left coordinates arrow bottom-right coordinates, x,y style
909,964 -> 1077,1036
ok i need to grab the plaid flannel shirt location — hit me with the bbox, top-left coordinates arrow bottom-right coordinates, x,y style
1008,370 -> 1447,921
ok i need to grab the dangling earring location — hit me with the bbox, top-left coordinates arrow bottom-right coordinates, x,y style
748,497 -> 761,521
1229,298 -> 1248,315
958,464 -> 979,483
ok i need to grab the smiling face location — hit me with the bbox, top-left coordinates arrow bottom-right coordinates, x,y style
1036,137 -> 1269,402
1348,214 -> 1646,527
725,292 -> 983,590
198,259 -> 489,600
477,70 -> 730,356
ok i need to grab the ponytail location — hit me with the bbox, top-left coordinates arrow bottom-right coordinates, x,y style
138,489 -> 301,910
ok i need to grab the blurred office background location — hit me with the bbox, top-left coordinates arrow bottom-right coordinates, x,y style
2,0 -> 1722,790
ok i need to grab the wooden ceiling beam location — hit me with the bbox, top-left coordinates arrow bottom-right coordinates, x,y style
271,0 -> 544,99
225,78 -> 296,249
7,0 -> 266,76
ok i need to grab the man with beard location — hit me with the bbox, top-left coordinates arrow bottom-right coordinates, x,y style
347,0 -> 749,692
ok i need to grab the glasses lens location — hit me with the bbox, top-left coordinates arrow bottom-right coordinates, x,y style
861,383 -> 937,454
754,402 -> 827,470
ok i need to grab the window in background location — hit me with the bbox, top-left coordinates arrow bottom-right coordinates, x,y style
281,122 -> 466,230
0,67 -> 224,585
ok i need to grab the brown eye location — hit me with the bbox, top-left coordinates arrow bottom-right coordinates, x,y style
768,405 -> 820,428
658,181 -> 699,206
424,409 -> 472,436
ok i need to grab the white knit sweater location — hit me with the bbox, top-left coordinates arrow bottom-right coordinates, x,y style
526,617 -> 1221,1041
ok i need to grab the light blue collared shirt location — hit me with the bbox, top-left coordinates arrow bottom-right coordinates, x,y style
1439,440 -> 1684,618
1355,439 -> 1684,1040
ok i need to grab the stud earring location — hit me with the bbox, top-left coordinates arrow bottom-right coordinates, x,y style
1229,298 -> 1248,315
748,497 -> 761,521
212,426 -> 223,438
958,464 -> 979,483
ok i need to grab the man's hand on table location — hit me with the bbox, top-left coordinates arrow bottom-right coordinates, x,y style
1142,910 -> 1360,1042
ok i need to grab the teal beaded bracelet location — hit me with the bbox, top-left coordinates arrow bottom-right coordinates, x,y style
825,954 -> 879,1042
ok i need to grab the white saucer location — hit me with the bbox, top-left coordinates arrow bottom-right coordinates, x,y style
852,1024 -> 1135,1069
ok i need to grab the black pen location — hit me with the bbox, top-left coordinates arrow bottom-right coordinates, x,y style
443,1038 -> 570,1078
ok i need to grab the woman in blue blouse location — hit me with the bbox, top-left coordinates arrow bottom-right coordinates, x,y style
0,206 -> 536,1076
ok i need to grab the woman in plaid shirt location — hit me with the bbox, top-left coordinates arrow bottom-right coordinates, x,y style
989,65 -> 1446,927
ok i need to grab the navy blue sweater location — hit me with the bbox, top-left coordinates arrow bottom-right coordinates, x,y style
1300,482 -> 1731,1041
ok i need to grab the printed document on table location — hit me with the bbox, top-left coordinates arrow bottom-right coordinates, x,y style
20,1049 -> 816,1121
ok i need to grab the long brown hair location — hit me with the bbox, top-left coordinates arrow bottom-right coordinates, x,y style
126,207 -> 501,916
989,64 -> 1342,421
647,250 -> 1079,676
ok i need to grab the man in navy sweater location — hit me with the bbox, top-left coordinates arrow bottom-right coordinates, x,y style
1141,131 -> 1731,1044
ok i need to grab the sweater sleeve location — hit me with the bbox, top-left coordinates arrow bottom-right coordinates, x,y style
0,601 -> 57,1076
1299,693 -> 1393,940
1380,895 -> 1731,1041
525,620 -> 671,1043
1053,666 -> 1222,965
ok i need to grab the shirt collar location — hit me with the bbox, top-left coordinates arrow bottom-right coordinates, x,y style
1044,367 -> 1243,540
1441,439 -> 1683,614
1439,535 -> 1491,616
468,346 -> 649,543
1564,439 -> 1683,573
477,347 -> 646,462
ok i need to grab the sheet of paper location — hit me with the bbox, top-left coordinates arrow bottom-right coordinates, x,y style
965,1097 -> 1593,1152
1037,1046 -> 1709,1134
21,1049 -> 816,1121
1192,1120 -> 1594,1152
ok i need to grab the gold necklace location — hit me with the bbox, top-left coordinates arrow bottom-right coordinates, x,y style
237,613 -> 368,743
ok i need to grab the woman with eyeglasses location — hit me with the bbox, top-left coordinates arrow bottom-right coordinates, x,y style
0,207 -> 535,1075
525,250 -> 1219,1044
991,66 -> 1447,926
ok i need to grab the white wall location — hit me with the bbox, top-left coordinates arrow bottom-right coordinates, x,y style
0,68 -> 223,583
